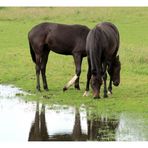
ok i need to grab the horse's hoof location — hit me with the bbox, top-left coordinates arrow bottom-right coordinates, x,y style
36,89 -> 41,92
43,95 -> 50,99
74,85 -> 80,90
44,88 -> 49,91
108,91 -> 112,95
83,91 -> 89,97
93,96 -> 100,99
75,87 -> 80,90
36,87 -> 41,92
104,94 -> 108,98
63,87 -> 67,92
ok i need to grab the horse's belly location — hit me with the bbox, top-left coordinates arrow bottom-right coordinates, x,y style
51,48 -> 72,55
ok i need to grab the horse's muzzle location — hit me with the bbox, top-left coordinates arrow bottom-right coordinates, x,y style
113,81 -> 119,86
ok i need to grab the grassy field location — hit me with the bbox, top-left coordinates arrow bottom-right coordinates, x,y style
0,7 -> 148,117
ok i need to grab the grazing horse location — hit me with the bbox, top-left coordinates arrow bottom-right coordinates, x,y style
83,22 -> 121,99
28,22 -> 90,91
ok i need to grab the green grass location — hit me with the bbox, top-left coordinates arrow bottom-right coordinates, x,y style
0,7 -> 148,117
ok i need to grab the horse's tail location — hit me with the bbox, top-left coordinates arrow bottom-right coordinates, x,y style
87,27 -> 103,75
29,41 -> 36,63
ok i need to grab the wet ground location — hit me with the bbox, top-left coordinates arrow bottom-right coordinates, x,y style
0,85 -> 148,141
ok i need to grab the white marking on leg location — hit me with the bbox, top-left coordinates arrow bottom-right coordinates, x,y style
83,91 -> 89,97
65,74 -> 78,89
108,91 -> 112,95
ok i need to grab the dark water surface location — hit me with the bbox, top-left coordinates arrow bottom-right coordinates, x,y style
0,85 -> 148,141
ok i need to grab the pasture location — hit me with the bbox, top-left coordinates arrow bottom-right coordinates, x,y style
0,7 -> 148,117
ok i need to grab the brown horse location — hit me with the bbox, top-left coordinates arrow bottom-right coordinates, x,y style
28,22 -> 90,91
83,22 -> 121,99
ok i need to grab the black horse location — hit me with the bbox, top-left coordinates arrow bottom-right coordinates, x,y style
28,22 -> 90,91
83,22 -> 121,99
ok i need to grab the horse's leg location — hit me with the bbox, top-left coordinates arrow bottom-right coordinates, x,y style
107,65 -> 113,95
108,78 -> 113,95
74,77 -> 80,90
83,57 -> 91,97
102,64 -> 108,98
74,54 -> 82,90
91,61 -> 102,99
91,74 -> 100,99
41,49 -> 50,91
63,54 -> 82,91
103,72 -> 108,98
35,54 -> 41,91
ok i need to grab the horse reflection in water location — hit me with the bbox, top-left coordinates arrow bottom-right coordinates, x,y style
28,103 -> 48,141
28,103 -> 86,141
28,103 -> 119,141
87,116 -> 119,141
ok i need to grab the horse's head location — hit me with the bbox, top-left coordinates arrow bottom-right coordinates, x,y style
110,55 -> 121,86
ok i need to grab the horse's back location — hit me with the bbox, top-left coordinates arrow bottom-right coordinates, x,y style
28,22 -> 89,41
28,22 -> 89,55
